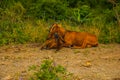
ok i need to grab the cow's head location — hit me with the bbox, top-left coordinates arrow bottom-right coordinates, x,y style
47,23 -> 65,40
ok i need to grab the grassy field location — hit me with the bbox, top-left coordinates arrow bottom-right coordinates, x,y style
0,20 -> 120,46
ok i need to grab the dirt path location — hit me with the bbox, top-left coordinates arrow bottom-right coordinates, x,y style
0,44 -> 120,80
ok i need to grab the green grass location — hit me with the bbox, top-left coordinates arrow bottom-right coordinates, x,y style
0,19 -> 120,46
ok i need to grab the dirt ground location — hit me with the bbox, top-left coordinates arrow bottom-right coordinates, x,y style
0,44 -> 120,80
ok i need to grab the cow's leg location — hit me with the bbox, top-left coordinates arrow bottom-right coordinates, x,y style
81,39 -> 87,48
87,42 -> 98,47
69,41 -> 91,49
65,39 -> 94,49
82,40 -> 98,48
86,45 -> 92,48
40,40 -> 52,50
48,42 -> 57,49
85,38 -> 98,48
81,40 -> 96,48
81,36 -> 97,48
61,43 -> 71,48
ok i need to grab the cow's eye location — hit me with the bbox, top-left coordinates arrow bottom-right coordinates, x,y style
54,33 -> 59,39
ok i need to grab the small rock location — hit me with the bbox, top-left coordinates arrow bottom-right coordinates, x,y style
82,61 -> 92,67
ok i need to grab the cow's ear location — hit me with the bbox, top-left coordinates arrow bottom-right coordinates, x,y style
52,23 -> 57,27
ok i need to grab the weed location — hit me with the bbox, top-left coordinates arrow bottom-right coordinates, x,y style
29,59 -> 73,80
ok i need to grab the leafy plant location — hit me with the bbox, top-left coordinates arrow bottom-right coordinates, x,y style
29,59 -> 73,80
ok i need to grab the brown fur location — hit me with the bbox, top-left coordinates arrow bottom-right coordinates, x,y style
40,34 -> 64,50
48,23 -> 98,49
40,39 -> 57,49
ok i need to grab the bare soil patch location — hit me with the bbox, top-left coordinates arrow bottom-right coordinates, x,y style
0,44 -> 120,80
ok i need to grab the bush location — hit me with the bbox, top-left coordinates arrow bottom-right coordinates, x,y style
29,59 -> 73,80
26,0 -> 69,20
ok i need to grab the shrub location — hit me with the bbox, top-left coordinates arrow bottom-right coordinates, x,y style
29,59 -> 73,80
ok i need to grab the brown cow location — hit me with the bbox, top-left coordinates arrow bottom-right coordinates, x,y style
40,32 -> 64,50
48,23 -> 98,49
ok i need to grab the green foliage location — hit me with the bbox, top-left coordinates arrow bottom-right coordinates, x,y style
25,0 -> 69,20
29,59 -> 72,80
0,0 -> 15,9
0,0 -> 120,45
71,5 -> 91,24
